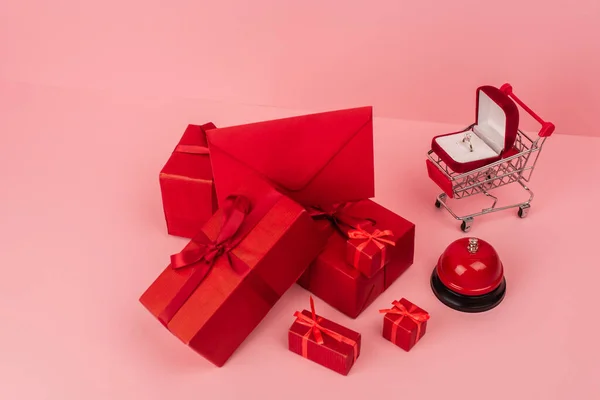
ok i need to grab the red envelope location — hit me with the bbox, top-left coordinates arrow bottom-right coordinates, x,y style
206,107 -> 374,207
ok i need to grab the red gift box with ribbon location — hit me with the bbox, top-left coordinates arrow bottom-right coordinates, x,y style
298,199 -> 415,318
159,123 -> 218,238
346,225 -> 396,278
289,297 -> 361,376
140,182 -> 326,367
380,298 -> 430,351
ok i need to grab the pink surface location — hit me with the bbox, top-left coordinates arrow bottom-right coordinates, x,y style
1,1 -> 600,136
1,80 -> 599,399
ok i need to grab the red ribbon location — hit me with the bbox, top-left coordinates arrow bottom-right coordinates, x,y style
348,226 -> 396,269
293,297 -> 358,362
174,122 -> 215,155
175,144 -> 210,155
158,195 -> 252,325
308,203 -> 374,237
379,300 -> 430,345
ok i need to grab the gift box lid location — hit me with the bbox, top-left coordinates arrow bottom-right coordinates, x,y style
473,86 -> 519,154
383,298 -> 429,329
290,310 -> 362,356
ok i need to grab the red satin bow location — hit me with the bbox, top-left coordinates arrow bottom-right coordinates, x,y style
170,195 -> 250,269
158,195 -> 252,325
348,226 -> 395,269
379,300 -> 430,345
175,144 -> 210,155
308,203 -> 374,237
293,297 -> 358,362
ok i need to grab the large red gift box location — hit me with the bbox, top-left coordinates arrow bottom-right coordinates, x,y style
140,182 -> 326,367
206,107 -> 374,208
289,297 -> 361,376
380,298 -> 430,352
159,123 -> 218,238
298,200 -> 415,318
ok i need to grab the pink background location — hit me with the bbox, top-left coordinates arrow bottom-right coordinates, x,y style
2,1 -> 600,136
2,2 -> 600,398
1,80 -> 599,399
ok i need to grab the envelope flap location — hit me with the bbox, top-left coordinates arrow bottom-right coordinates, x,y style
206,107 -> 373,191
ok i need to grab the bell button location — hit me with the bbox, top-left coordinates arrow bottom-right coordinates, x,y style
431,236 -> 506,312
467,238 -> 479,253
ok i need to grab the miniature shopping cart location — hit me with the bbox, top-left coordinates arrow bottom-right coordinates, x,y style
426,83 -> 555,232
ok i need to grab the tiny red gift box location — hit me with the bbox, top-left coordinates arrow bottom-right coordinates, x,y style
346,225 -> 395,278
159,123 -> 218,238
380,298 -> 430,352
289,297 -> 361,376
140,182 -> 326,367
298,199 -> 415,318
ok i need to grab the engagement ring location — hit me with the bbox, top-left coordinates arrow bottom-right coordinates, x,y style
462,131 -> 474,152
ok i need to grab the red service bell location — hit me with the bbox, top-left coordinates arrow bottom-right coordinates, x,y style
431,237 -> 506,312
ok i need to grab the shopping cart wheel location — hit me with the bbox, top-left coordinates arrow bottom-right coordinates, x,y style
460,218 -> 473,232
518,205 -> 530,218
435,194 -> 447,208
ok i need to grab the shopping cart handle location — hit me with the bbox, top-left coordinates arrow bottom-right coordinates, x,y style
500,83 -> 555,137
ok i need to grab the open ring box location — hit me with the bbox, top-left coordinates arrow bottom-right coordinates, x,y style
430,86 -> 520,174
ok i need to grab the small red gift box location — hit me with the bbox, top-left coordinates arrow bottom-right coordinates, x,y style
159,123 -> 218,238
298,200 -> 415,318
140,182 -> 326,367
380,298 -> 430,352
289,297 -> 361,376
346,225 -> 396,278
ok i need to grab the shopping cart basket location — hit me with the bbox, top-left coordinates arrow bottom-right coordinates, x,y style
426,83 -> 555,232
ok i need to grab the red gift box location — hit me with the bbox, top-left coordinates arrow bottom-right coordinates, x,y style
380,298 -> 430,352
206,107 -> 374,208
346,225 -> 396,278
298,200 -> 415,318
159,123 -> 218,238
289,297 -> 361,376
140,182 -> 326,367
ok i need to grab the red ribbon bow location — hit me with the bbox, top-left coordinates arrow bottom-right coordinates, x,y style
308,203 -> 374,237
379,300 -> 430,345
293,297 -> 358,362
347,226 -> 396,269
170,195 -> 250,269
158,195 -> 252,325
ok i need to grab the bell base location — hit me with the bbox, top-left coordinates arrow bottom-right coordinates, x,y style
430,268 -> 506,313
